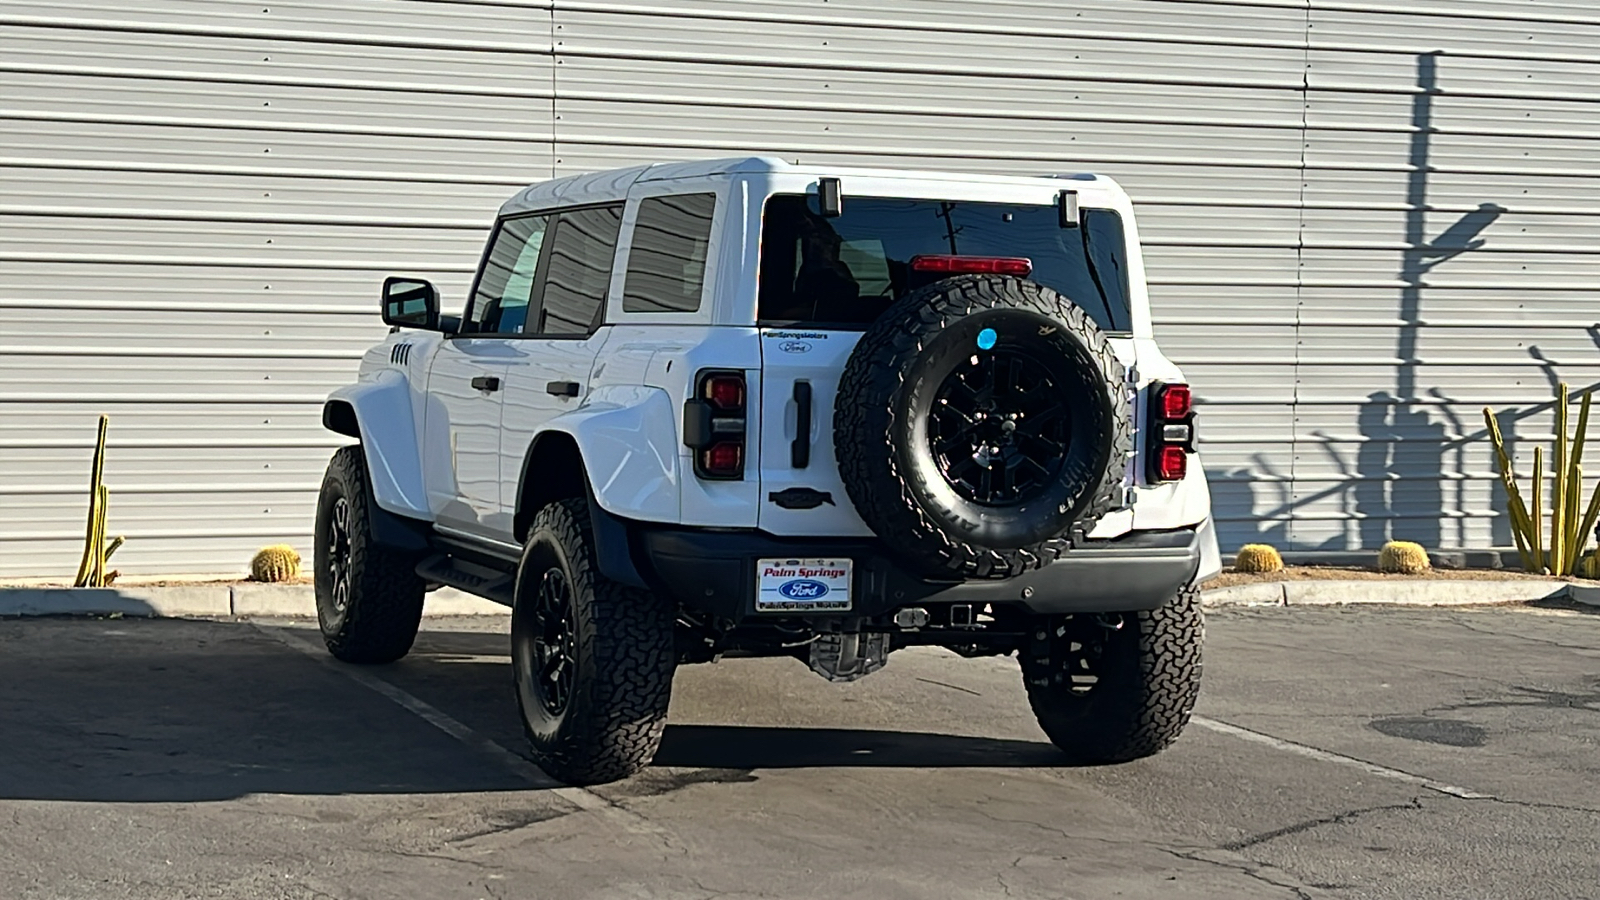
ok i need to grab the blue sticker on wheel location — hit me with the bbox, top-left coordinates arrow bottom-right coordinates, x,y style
977,327 -> 998,350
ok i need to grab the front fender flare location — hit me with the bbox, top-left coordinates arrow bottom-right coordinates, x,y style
323,372 -> 431,519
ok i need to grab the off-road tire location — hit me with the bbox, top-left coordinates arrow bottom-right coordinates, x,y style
1022,585 -> 1203,763
512,498 -> 675,786
313,445 -> 427,664
835,274 -> 1131,579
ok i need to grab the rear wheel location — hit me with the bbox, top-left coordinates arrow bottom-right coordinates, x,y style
512,498 -> 676,785
313,446 -> 427,664
1021,585 -> 1203,763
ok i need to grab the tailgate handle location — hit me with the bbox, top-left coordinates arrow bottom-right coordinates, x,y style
791,380 -> 812,469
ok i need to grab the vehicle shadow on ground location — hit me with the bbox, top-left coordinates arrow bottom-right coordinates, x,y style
0,618 -> 1063,804
654,724 -> 1064,769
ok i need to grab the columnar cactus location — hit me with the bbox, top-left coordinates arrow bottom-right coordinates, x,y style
250,545 -> 302,583
73,415 -> 123,588
1378,541 -> 1430,574
1233,544 -> 1284,574
1485,383 -> 1600,575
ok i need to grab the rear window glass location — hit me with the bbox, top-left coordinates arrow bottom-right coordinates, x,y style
757,194 -> 1132,332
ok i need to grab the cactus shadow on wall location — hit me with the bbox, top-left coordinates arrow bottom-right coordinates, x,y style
1206,460 -> 1289,549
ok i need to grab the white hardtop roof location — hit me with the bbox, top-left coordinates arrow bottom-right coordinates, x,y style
498,156 -> 1124,217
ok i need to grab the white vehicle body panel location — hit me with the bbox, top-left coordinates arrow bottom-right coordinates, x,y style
496,328 -> 613,532
755,328 -> 872,537
424,337 -> 513,537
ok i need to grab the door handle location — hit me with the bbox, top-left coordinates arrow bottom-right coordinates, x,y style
791,380 -> 812,469
546,381 -> 581,398
470,375 -> 501,392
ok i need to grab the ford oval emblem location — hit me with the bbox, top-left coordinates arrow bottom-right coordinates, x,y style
779,341 -> 812,354
778,579 -> 829,600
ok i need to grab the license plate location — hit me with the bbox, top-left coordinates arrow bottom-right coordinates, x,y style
755,558 -> 852,612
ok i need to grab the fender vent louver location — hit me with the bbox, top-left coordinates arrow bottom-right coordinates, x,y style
390,343 -> 413,366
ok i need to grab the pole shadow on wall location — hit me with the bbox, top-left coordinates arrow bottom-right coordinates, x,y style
1281,52 -> 1506,550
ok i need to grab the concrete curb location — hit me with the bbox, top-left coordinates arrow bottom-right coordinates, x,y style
1563,584 -> 1600,609
0,584 -> 506,618
3,581 -> 1596,618
1201,579 -> 1584,608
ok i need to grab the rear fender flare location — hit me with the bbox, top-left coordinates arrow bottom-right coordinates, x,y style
514,385 -> 681,533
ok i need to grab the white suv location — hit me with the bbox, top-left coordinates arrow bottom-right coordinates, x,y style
315,157 -> 1222,785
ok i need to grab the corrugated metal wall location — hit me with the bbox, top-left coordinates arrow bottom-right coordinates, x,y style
3,0 -> 1597,577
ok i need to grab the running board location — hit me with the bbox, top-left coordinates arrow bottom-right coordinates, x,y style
415,554 -> 515,607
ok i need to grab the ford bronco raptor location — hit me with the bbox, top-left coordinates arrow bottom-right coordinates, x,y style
316,157 -> 1222,785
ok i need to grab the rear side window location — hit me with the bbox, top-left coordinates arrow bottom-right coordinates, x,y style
536,204 -> 624,336
757,194 -> 1132,332
624,193 -> 716,314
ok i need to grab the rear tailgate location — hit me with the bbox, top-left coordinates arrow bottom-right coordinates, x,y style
756,329 -> 874,537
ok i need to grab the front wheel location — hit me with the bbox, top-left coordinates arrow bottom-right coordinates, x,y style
512,498 -> 676,785
1021,585 -> 1203,763
313,445 -> 427,664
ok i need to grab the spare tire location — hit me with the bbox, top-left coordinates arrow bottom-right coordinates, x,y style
834,274 -> 1130,579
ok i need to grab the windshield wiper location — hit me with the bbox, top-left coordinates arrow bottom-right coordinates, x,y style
1079,219 -> 1123,330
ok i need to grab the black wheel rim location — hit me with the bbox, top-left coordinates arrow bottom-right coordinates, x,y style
1031,614 -> 1123,697
530,568 -> 577,716
928,349 -> 1071,506
328,496 -> 353,616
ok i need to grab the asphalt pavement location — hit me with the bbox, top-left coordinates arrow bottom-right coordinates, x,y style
1,604 -> 1597,900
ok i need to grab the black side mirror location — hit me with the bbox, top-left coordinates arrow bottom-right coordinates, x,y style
381,276 -> 440,330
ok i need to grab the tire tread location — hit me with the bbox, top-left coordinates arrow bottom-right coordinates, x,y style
520,498 -> 675,786
1024,585 -> 1204,763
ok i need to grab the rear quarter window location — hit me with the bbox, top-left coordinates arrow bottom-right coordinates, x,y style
623,193 -> 716,314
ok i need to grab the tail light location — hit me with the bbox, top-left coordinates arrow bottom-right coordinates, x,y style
1154,445 -> 1188,482
683,370 -> 747,480
1148,382 -> 1195,484
910,255 -> 1033,277
1158,383 -> 1192,420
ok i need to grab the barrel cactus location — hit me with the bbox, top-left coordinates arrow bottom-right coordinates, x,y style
1378,541 -> 1430,575
1234,544 -> 1284,574
250,544 -> 302,583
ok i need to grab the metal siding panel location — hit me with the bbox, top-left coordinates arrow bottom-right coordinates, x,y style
12,0 -> 1600,573
0,1 -> 553,577
1288,3 -> 1600,550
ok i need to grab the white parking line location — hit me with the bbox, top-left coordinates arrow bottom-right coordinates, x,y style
253,623 -> 662,831
1192,714 -> 1492,799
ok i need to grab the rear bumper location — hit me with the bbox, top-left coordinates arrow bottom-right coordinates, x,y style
634,522 -> 1205,622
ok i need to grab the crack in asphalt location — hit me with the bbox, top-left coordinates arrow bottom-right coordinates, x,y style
1158,847 -> 1315,900
1224,799 -> 1425,850
1478,794 -> 1600,816
974,807 -> 1318,897
1446,617 -> 1600,654
442,808 -> 577,845
1424,683 -> 1600,717
914,676 -> 984,696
